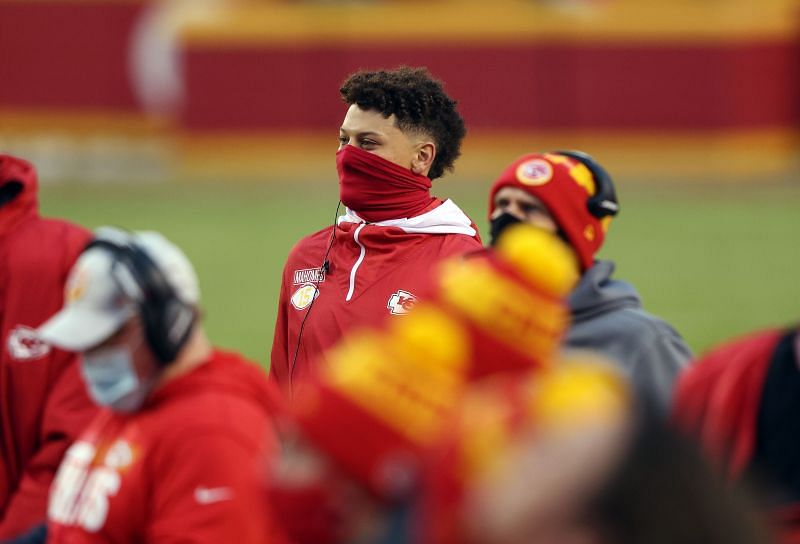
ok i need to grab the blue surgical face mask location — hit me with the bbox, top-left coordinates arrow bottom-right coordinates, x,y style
80,343 -> 154,413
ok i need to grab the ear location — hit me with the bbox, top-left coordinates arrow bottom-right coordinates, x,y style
411,141 -> 436,176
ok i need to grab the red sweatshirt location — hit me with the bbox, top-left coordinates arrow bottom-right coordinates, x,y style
0,155 -> 96,538
270,200 -> 482,396
672,328 -> 784,479
672,328 -> 800,544
47,349 -> 287,544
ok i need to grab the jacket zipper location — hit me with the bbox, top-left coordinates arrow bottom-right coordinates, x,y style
346,224 -> 366,301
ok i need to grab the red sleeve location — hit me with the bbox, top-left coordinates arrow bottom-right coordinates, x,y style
671,329 -> 783,478
0,359 -> 96,537
443,231 -> 483,258
0,220 -> 92,538
269,262 -> 292,397
145,428 -> 285,544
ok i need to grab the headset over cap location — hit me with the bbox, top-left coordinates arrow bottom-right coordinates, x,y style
37,227 -> 199,365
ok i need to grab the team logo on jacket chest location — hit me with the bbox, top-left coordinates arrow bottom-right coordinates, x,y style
6,325 -> 51,361
50,439 -> 136,532
291,283 -> 320,310
387,290 -> 417,315
293,267 -> 325,285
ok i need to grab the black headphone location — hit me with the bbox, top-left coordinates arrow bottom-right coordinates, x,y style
555,150 -> 620,219
84,230 -> 197,366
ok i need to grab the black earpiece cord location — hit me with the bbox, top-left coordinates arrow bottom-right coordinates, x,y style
288,201 -> 342,394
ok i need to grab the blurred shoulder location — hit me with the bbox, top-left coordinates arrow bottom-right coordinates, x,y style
5,217 -> 91,275
438,231 -> 483,254
285,225 -> 334,261
690,328 -> 786,375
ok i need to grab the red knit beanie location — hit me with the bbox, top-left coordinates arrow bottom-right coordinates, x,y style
289,227 -> 580,500
488,153 -> 612,271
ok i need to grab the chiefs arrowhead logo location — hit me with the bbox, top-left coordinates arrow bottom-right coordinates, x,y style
515,159 -> 552,186
7,325 -> 51,361
387,290 -> 417,316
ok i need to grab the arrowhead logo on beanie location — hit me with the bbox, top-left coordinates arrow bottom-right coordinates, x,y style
489,153 -> 612,271
516,159 -> 553,186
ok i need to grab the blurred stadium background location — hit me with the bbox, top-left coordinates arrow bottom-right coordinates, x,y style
1,0 -> 798,365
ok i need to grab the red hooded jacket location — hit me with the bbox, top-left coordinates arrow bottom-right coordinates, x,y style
0,155 -> 96,538
47,349 -> 288,543
673,328 -> 800,543
672,329 -> 784,479
270,200 -> 482,397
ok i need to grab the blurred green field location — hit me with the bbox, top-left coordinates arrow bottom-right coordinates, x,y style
40,177 -> 800,368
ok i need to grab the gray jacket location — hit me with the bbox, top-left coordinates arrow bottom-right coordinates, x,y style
565,260 -> 692,412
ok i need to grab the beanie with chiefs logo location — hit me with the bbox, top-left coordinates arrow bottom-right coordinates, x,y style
292,305 -> 470,500
432,225 -> 578,379
419,356 -> 632,544
288,225 -> 580,502
488,153 -> 613,271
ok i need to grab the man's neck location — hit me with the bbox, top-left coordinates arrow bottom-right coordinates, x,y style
154,328 -> 213,389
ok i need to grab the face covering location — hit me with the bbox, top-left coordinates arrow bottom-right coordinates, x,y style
336,145 -> 435,223
489,212 -> 523,247
80,344 -> 154,413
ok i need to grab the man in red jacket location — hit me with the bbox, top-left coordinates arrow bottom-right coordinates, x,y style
673,325 -> 800,543
270,66 -> 482,396
0,155 -> 96,540
36,227 -> 286,543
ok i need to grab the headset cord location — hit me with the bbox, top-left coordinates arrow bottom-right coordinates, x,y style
288,201 -> 341,394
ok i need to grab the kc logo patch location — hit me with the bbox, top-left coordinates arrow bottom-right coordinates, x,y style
387,290 -> 417,315
516,159 -> 553,186
291,283 -> 319,310
7,325 -> 50,361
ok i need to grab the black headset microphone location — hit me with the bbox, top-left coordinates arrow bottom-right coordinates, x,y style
83,234 -> 197,367
288,200 -> 341,391
555,150 -> 620,219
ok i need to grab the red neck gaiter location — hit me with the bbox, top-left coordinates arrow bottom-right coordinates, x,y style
336,145 -> 435,223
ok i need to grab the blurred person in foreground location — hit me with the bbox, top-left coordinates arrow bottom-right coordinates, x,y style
488,151 -> 692,411
34,227 -> 286,543
0,155 -> 97,540
449,360 -> 769,544
673,324 -> 800,543
270,66 -> 482,397
265,225 -> 579,544
267,315 -> 767,544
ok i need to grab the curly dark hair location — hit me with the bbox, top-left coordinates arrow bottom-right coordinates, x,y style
339,66 -> 466,180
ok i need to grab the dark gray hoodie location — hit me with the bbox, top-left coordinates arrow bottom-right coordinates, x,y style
565,260 -> 692,412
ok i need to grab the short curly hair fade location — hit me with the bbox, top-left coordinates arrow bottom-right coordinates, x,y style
340,66 -> 467,180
